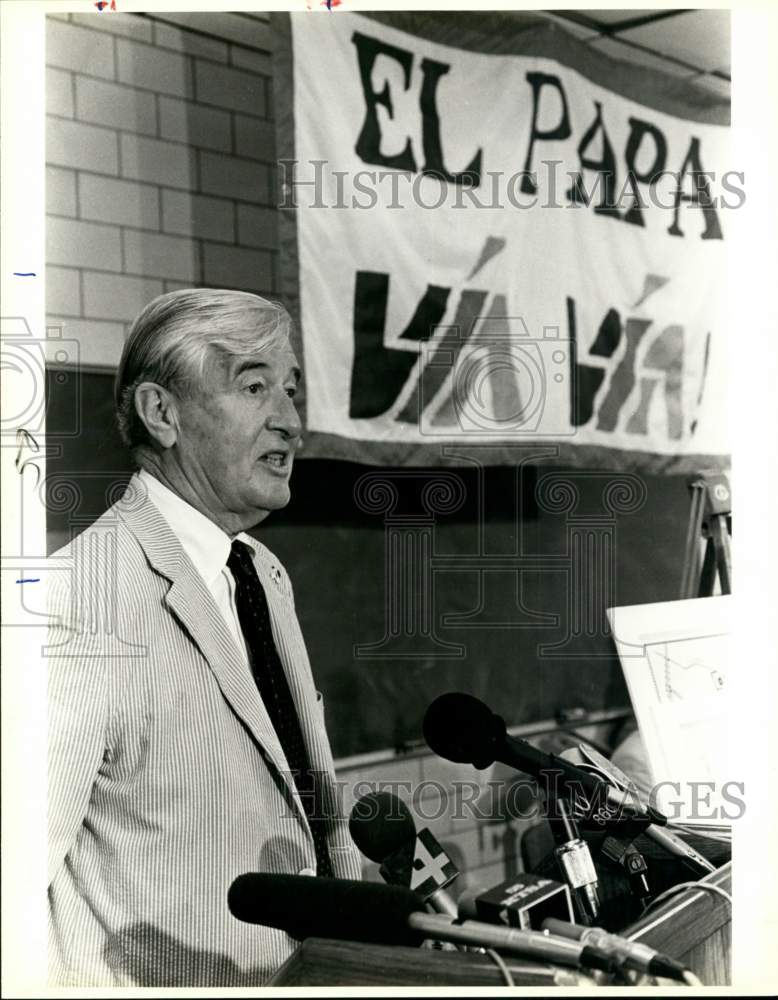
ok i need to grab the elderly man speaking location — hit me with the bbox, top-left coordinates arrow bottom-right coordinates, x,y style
47,289 -> 360,986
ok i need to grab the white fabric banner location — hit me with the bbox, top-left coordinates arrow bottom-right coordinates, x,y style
281,13 -> 732,471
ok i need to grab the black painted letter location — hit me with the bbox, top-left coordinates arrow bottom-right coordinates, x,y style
352,31 -> 417,172
521,72 -> 572,195
419,58 -> 482,186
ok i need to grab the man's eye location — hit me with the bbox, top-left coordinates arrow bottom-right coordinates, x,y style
285,386 -> 297,399
246,382 -> 264,395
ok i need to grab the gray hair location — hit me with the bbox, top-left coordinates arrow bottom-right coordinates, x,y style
115,288 -> 293,450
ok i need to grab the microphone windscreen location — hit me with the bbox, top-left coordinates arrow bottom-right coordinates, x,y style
228,874 -> 423,946
349,792 -> 416,863
423,692 -> 502,769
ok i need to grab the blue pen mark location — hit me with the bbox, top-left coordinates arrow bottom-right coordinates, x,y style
13,272 -> 36,277
16,578 -> 40,584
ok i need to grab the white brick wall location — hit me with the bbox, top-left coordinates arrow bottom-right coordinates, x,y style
153,21 -> 228,62
46,11 -> 279,369
162,189 -> 234,241
83,272 -> 164,322
200,151 -> 271,202
47,266 -> 82,317
71,12 -> 153,42
48,117 -> 119,174
46,67 -> 74,118
47,166 -> 77,216
47,216 -> 122,270
117,38 -> 194,98
48,316 -> 127,369
119,134 -> 197,189
158,97 -> 231,152
336,751 -> 532,891
152,11 -> 272,51
234,115 -> 276,161
237,204 -> 278,249
203,243 -> 273,290
79,174 -> 159,229
230,46 -> 272,76
335,720 -> 613,889
123,229 -> 201,282
195,60 -> 267,116
47,20 -> 115,78
75,76 -> 157,135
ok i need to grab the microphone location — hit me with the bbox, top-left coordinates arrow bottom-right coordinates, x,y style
547,797 -> 600,924
458,873 -> 574,930
559,745 -> 715,875
229,873 -> 421,945
542,918 -> 688,982
423,693 -> 667,826
228,874 -> 618,975
349,791 -> 459,917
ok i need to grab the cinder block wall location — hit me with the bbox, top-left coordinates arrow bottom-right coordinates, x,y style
336,755 -> 537,896
335,720 -> 614,896
45,10 -> 607,893
45,11 -> 277,368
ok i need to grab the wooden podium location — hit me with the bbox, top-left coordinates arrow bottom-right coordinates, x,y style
269,938 -> 600,987
622,860 -> 731,985
269,863 -> 731,987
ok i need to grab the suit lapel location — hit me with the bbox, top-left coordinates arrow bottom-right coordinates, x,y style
253,546 -> 346,853
115,476 -> 309,828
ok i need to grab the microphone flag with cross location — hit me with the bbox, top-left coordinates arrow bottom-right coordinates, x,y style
380,827 -> 459,899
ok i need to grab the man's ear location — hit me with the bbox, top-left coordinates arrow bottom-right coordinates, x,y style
134,382 -> 179,449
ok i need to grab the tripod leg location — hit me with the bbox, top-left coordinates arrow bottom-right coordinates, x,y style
698,536 -> 718,597
681,485 -> 706,599
709,514 -> 732,595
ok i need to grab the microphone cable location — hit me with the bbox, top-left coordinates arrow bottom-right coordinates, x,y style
637,879 -> 732,917
483,948 -> 515,987
627,878 -> 731,985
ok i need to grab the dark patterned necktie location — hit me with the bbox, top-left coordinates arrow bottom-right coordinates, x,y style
227,539 -> 333,877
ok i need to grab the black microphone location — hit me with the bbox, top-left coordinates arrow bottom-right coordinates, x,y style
422,693 -> 667,826
228,874 -> 617,975
349,791 -> 459,917
229,874 -> 421,946
349,790 -> 416,860
559,745 -> 715,874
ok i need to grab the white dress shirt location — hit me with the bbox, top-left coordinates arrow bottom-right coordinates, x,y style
138,469 -> 254,664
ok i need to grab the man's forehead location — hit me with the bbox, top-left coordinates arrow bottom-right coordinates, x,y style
216,345 -> 301,379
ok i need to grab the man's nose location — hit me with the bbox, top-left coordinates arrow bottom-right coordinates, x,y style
267,388 -> 302,439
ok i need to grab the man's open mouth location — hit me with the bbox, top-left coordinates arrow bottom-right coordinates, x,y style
260,451 -> 289,469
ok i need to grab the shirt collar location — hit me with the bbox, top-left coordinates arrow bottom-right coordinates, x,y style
138,469 -> 257,586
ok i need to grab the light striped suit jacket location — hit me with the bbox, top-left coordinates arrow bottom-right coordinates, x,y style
47,475 -> 360,987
